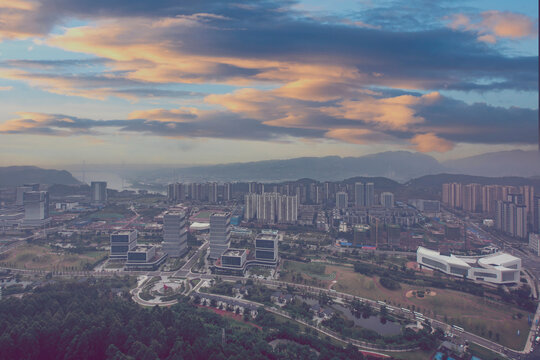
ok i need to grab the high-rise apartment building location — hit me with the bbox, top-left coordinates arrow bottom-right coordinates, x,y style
244,193 -> 298,224
209,213 -> 231,259
90,181 -> 107,205
534,196 -> 540,233
162,211 -> 188,257
380,192 -> 395,208
529,233 -> 540,256
208,182 -> 218,203
355,182 -> 375,208
463,183 -> 482,213
496,200 -> 527,239
167,183 -> 186,202
223,183 -> 232,201
442,183 -> 462,209
336,191 -> 348,209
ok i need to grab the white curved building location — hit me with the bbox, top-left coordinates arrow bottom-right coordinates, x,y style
417,246 -> 521,284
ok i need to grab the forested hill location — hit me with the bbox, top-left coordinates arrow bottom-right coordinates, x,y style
0,166 -> 80,187
0,280 -> 364,360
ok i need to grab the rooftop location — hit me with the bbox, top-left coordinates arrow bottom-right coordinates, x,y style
223,248 -> 246,257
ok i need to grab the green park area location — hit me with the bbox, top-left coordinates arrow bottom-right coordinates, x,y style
0,244 -> 107,271
282,260 -> 530,350
190,210 -> 215,222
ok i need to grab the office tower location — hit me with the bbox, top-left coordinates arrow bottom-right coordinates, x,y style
110,230 -> 137,259
209,213 -> 231,259
15,185 -> 33,206
255,232 -> 278,263
163,211 -> 188,257
380,192 -> 395,208
23,191 -> 49,225
91,181 -> 107,205
336,191 -> 348,209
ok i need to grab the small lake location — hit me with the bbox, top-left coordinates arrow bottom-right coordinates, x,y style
331,303 -> 402,336
298,296 -> 402,336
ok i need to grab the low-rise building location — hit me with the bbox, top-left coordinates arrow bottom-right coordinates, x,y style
110,230 -> 137,259
417,246 -> 521,284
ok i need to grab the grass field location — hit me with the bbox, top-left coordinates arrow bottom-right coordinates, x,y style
1,244 -> 107,271
190,210 -> 215,221
281,260 -> 530,350
283,260 -> 336,281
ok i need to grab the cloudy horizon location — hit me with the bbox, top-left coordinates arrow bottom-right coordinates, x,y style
0,0 -> 537,166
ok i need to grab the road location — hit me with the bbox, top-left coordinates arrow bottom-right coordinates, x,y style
2,235 -> 537,359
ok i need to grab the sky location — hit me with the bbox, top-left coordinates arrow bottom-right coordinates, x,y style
0,0 -> 537,166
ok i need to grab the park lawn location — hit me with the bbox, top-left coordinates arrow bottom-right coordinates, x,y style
324,264 -> 530,350
382,349 -> 434,360
2,244 -> 107,271
283,260 -> 336,281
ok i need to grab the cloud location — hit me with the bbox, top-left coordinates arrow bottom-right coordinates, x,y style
448,11 -> 538,43
0,86 -> 12,91
1,89 -> 537,152
410,133 -> 454,152
0,67 -> 203,100
0,110 -> 325,141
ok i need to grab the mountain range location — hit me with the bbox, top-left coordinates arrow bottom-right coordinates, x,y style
133,149 -> 540,183
1,149 -> 539,187
0,166 -> 81,187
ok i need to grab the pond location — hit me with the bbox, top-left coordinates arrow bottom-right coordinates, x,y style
331,303 -> 402,336
297,296 -> 402,336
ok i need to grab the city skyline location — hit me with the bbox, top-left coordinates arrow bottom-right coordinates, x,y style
0,0 -> 537,166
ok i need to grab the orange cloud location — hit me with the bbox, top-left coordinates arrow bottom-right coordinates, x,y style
448,11 -> 538,43
0,0 -> 43,40
322,92 -> 441,130
409,133 -> 454,153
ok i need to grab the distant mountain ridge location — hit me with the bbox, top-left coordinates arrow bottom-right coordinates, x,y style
0,166 -> 81,187
442,150 -> 540,178
134,149 -> 540,183
136,151 -> 446,183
